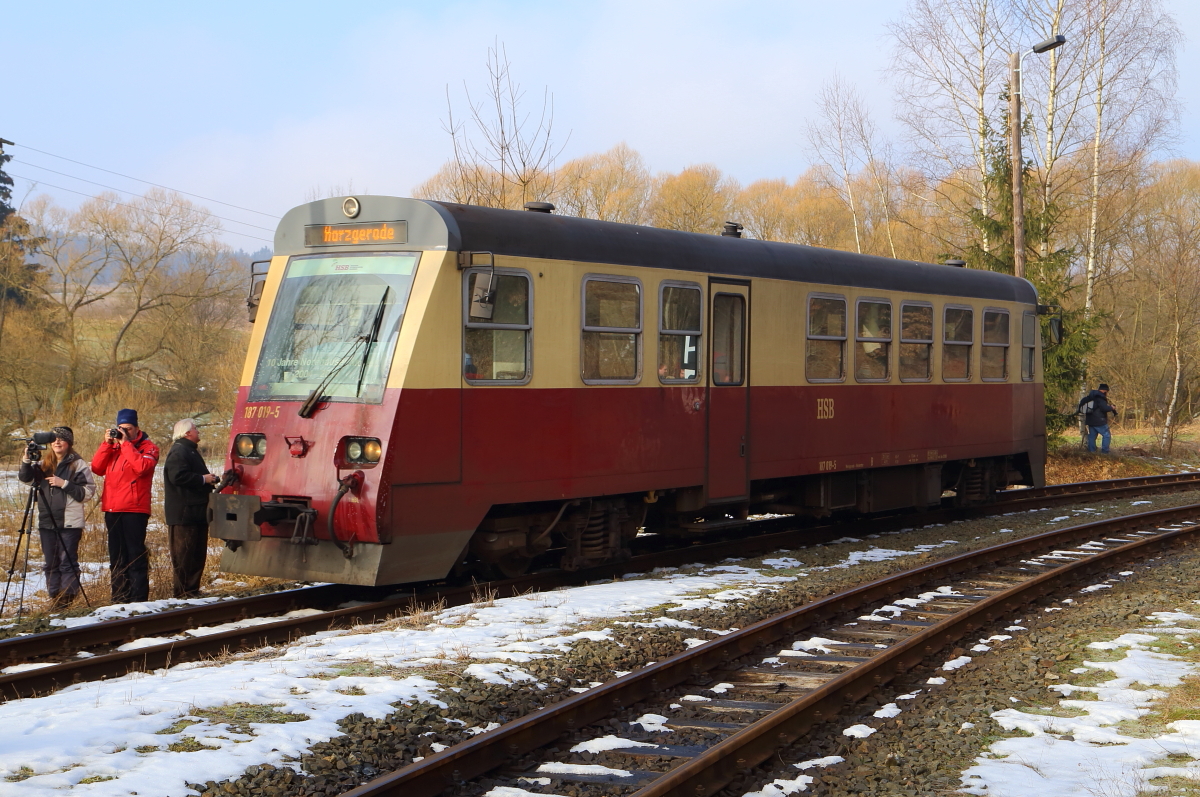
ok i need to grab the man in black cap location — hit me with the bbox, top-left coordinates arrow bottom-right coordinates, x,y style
1078,383 -> 1118,454
91,408 -> 160,603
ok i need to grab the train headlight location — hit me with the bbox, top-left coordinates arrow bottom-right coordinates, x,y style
339,437 -> 382,468
234,433 -> 267,460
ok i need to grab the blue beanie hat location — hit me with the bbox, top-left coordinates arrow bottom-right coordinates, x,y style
116,408 -> 139,427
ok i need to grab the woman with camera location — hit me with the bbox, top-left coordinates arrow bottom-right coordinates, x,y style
17,426 -> 96,609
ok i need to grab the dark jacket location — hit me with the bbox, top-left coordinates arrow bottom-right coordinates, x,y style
91,432 -> 160,514
1078,390 -> 1117,427
18,450 -> 96,530
163,437 -> 213,526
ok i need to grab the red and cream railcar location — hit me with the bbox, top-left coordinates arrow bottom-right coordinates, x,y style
209,196 -> 1045,586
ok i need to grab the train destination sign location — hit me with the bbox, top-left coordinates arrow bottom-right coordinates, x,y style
304,221 -> 408,246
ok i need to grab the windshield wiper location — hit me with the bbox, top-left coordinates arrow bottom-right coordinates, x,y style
297,287 -> 390,418
355,286 -> 390,397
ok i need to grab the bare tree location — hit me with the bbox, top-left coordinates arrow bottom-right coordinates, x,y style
806,75 -> 869,253
28,190 -> 240,417
734,173 -> 857,249
555,144 -> 651,223
648,165 -> 739,234
417,41 -> 566,209
1076,0 -> 1180,315
888,0 -> 1016,253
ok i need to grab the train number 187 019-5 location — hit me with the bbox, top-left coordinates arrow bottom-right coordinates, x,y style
244,404 -> 280,419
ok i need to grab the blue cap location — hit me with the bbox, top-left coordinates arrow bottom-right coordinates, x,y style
116,408 -> 139,427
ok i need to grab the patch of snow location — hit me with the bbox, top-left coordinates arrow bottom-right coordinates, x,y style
632,713 -> 671,732
570,735 -> 658,754
842,724 -> 876,738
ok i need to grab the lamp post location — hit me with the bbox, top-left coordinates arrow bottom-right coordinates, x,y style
1009,34 -> 1066,280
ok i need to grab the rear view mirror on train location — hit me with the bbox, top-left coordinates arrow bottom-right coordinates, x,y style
470,271 -> 496,320
1047,316 -> 1063,345
1038,304 -> 1064,347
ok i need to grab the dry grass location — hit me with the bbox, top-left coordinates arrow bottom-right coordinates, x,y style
354,598 -> 448,634
1138,675 -> 1200,730
0,453 -> 292,620
470,582 -> 498,608
1045,448 -> 1165,484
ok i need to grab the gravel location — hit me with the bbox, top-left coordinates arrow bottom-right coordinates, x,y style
189,488 -> 1200,797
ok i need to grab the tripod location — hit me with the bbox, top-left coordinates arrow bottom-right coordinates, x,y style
1,479 -> 91,621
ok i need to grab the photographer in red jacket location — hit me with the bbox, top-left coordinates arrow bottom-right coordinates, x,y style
91,408 -> 160,603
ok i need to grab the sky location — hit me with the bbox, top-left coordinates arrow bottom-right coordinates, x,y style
4,0 -> 1200,251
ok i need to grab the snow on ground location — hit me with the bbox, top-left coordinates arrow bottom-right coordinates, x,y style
960,610 -> 1200,797
0,539 -> 951,796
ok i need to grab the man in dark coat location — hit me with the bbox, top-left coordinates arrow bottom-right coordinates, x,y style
163,418 -> 218,598
1078,383 -> 1118,454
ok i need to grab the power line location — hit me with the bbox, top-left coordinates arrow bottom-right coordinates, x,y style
10,174 -> 273,245
8,141 -> 280,219
13,159 -> 277,233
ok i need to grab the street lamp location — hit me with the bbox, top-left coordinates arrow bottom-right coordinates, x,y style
1009,34 -> 1066,280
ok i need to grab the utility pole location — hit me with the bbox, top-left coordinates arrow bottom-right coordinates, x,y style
1009,35 -> 1066,280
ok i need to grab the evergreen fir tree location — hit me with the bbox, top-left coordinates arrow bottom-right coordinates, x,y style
0,140 -> 15,227
956,121 -> 1098,435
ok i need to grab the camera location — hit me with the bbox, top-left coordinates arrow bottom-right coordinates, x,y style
108,428 -> 124,441
21,431 -> 56,461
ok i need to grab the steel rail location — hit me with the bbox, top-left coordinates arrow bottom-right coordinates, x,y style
632,519 -> 1190,796
996,471 -> 1200,507
3,472 -> 1197,698
337,503 -> 1200,797
1011,470 -> 1200,498
0,583 -> 354,667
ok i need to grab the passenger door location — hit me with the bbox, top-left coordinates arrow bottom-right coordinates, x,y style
706,281 -> 750,502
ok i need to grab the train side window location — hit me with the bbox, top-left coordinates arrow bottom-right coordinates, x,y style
1021,311 -> 1037,380
463,269 -> 532,383
806,294 -> 846,382
582,276 -> 642,383
711,293 -> 745,385
943,305 -> 974,381
982,309 -> 1010,381
659,283 -> 702,383
899,302 -> 933,381
855,299 -> 891,382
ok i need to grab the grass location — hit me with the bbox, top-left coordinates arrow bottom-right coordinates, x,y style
4,766 -> 34,782
156,718 -> 201,735
189,702 -> 309,735
1136,675 -> 1200,730
167,737 -> 220,753
1045,421 -> 1200,485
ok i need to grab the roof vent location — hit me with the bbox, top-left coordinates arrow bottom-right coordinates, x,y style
524,202 -> 555,213
944,258 -> 966,268
721,221 -> 744,238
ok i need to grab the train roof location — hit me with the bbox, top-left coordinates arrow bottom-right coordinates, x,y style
275,196 -> 1038,304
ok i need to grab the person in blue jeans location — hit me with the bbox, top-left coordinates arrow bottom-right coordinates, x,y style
1078,383 -> 1118,453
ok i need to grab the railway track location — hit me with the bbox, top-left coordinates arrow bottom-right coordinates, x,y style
338,502 -> 1200,797
1,471 -> 1197,702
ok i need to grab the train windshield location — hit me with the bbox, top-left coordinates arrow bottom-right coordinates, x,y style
250,252 -> 419,403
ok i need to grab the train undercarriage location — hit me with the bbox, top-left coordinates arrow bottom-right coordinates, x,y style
459,454 -> 1036,579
